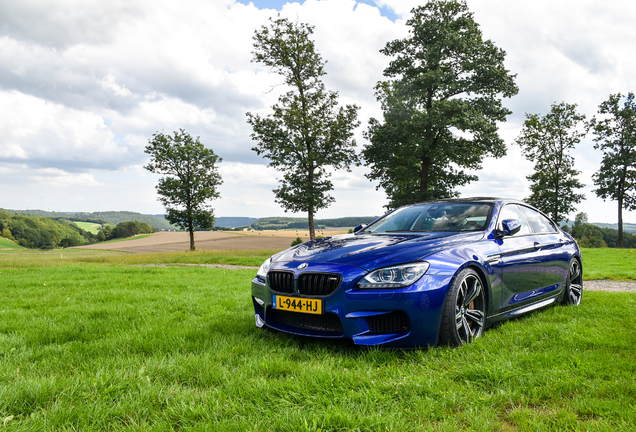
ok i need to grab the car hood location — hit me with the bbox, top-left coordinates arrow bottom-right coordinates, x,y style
273,231 -> 485,271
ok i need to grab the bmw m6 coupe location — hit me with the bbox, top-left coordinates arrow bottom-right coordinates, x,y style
251,198 -> 583,347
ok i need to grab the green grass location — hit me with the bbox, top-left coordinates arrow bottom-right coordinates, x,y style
581,248 -> 636,281
73,221 -> 103,234
0,249 -> 276,269
0,237 -> 24,251
0,252 -> 635,430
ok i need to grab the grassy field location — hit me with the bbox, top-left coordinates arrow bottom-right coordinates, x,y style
0,237 -> 24,250
0,249 -> 276,269
73,221 -> 103,234
581,248 -> 636,281
0,249 -> 635,430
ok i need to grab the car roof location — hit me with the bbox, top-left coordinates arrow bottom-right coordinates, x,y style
408,197 -> 510,205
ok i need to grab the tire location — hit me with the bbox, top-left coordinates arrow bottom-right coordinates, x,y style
561,258 -> 583,306
439,268 -> 487,346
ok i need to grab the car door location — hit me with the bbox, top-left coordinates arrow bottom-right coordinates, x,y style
495,204 -> 551,312
519,206 -> 570,293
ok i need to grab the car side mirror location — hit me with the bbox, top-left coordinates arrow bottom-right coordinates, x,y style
353,224 -> 367,233
501,219 -> 521,236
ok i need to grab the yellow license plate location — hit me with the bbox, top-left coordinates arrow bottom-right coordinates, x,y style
273,295 -> 322,314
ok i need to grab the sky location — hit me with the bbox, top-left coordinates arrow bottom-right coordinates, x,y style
1,0 -> 635,223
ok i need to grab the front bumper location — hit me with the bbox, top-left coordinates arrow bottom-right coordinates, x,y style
251,262 -> 452,348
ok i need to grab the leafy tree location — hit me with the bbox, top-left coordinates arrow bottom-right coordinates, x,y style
59,237 -> 80,248
1,228 -> 13,240
246,17 -> 360,240
570,212 -> 606,248
113,221 -> 154,239
362,0 -> 518,209
565,212 -> 636,248
587,92 -> 636,248
515,102 -> 586,224
144,129 -> 223,251
2,214 -> 88,249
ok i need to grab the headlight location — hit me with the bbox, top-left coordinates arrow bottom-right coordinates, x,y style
257,257 -> 272,278
358,262 -> 430,289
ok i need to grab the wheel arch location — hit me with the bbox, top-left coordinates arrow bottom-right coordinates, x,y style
463,263 -> 491,313
442,262 -> 492,315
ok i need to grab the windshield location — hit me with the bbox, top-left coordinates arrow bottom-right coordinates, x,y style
364,202 -> 493,233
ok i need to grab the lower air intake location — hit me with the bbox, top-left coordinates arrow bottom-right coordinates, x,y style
273,309 -> 343,334
366,312 -> 410,333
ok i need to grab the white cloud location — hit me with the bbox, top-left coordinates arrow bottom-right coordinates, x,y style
0,90 -> 136,172
99,74 -> 133,97
1,0 -> 636,223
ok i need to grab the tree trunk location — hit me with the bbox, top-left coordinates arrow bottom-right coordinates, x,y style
618,198 -> 624,248
308,210 -> 315,241
420,156 -> 430,200
189,219 -> 195,251
307,161 -> 315,240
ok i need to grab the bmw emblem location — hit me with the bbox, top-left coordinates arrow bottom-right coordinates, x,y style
297,263 -> 308,270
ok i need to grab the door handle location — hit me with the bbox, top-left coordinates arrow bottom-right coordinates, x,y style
534,242 -> 542,251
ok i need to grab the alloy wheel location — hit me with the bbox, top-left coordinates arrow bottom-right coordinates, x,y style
564,259 -> 583,306
454,273 -> 486,344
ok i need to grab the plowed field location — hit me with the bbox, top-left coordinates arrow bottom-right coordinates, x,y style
74,229 -> 348,253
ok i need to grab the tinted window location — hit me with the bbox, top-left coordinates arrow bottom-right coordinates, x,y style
497,204 -> 531,235
521,206 -> 557,233
365,202 -> 493,233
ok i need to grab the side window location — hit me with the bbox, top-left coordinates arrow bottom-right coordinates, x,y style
497,204 -> 531,235
521,206 -> 557,233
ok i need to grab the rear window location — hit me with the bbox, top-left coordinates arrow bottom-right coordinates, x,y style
520,206 -> 557,233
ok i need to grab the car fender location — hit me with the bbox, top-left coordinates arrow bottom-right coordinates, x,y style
424,245 -> 502,319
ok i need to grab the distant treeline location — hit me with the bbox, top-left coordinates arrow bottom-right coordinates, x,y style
0,212 -> 154,249
3,209 -> 175,231
248,216 -> 378,231
563,221 -> 636,248
215,217 -> 260,228
97,221 -> 154,242
561,219 -> 636,234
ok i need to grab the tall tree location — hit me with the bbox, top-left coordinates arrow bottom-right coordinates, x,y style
144,129 -> 222,251
363,0 -> 518,209
588,92 -> 636,248
246,17 -> 360,240
515,102 -> 586,224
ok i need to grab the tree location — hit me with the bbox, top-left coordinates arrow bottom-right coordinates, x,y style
113,221 -> 154,239
144,129 -> 222,251
570,212 -> 607,248
587,92 -> 636,248
362,0 -> 518,209
246,17 -> 360,240
515,102 -> 586,224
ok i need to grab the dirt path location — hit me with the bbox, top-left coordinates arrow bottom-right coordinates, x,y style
585,280 -> 636,292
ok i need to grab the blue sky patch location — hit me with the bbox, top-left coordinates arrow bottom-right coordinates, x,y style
235,0 -> 400,21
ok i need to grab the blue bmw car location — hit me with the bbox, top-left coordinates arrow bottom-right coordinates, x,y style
251,198 -> 583,348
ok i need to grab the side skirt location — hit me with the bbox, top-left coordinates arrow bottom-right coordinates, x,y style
486,295 -> 560,326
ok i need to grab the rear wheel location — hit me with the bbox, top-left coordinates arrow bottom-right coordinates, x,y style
561,259 -> 583,306
439,268 -> 486,346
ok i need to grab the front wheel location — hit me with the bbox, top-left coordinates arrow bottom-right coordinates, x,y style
439,268 -> 486,346
561,259 -> 583,306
